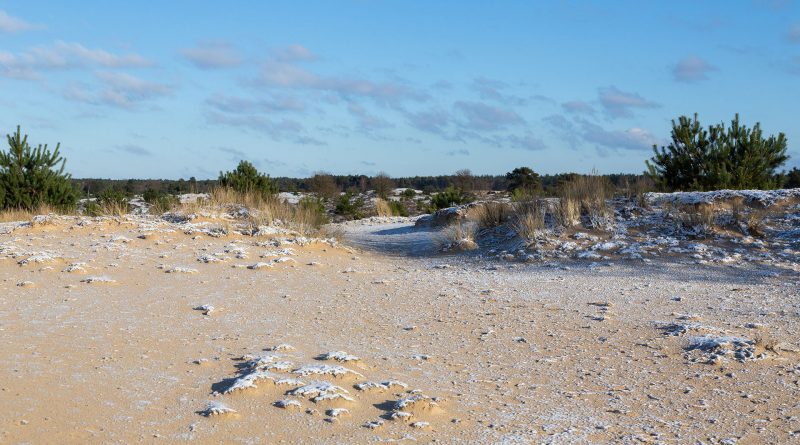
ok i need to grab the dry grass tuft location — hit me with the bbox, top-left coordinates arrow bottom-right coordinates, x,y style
0,204 -> 61,223
437,221 -> 479,251
466,202 -> 512,230
746,208 -> 768,237
556,173 -> 613,229
510,200 -> 545,241
375,198 -> 392,217
672,203 -> 716,237
205,187 -> 327,236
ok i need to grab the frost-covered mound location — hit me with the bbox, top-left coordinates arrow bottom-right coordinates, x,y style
339,189 -> 800,271
645,188 -> 800,207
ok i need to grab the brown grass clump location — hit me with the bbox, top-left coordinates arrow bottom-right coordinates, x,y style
510,200 -> 544,241
206,187 -> 327,235
466,201 -> 512,230
557,173 -> 613,229
672,203 -> 716,237
746,208 -> 768,237
375,198 -> 392,217
437,221 -> 479,251
0,204 -> 63,224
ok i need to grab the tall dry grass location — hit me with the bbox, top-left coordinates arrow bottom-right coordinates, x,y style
510,200 -> 545,241
557,173 -> 613,228
437,221 -> 479,251
204,187 -> 327,235
0,204 -> 59,223
374,198 -> 392,217
466,201 -> 512,230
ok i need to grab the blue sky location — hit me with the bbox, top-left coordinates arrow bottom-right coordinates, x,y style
1,1 -> 799,179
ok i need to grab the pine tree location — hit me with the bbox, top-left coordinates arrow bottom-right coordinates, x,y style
505,167 -> 542,194
647,114 -> 789,191
0,126 -> 78,210
218,160 -> 278,197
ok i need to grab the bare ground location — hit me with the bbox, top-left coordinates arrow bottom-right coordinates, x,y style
1,217 -> 799,444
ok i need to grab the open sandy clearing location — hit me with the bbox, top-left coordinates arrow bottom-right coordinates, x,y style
0,217 -> 799,444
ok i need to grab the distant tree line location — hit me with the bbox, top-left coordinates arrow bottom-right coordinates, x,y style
2,120 -> 798,212
68,171 -> 675,198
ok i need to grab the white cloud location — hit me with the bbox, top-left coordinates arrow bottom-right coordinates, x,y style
181,42 -> 242,69
64,71 -> 172,109
255,45 -> 428,106
580,120 -> 661,151
454,101 -> 524,131
561,100 -> 595,114
0,10 -> 40,33
673,56 -> 717,82
598,86 -> 659,119
206,93 -> 306,113
0,41 -> 153,79
274,44 -> 317,62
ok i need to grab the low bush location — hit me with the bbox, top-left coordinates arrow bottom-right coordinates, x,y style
143,189 -> 178,214
85,188 -> 129,217
388,200 -> 408,217
430,187 -> 471,210
335,192 -> 365,220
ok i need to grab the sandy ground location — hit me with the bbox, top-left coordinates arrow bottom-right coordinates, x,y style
1,217 -> 799,444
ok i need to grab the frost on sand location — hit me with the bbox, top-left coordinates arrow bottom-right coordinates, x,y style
293,364 -> 364,378
289,381 -> 354,403
319,351 -> 360,362
355,380 -> 408,392
81,275 -> 116,284
685,335 -> 764,363
199,401 -> 236,417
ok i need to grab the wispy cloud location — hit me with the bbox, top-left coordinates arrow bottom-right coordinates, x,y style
787,24 -> 800,43
673,56 -> 717,82
116,144 -> 153,157
561,100 -> 595,114
0,41 -> 153,80
405,108 -> 451,135
598,86 -> 659,119
255,45 -> 428,106
454,101 -> 524,131
347,103 -> 393,131
180,41 -> 242,69
206,93 -> 305,113
506,133 -> 547,151
543,114 -> 581,149
64,71 -> 172,109
207,111 -> 322,145
274,44 -> 317,62
471,76 -> 527,105
580,120 -> 661,151
0,10 -> 41,33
